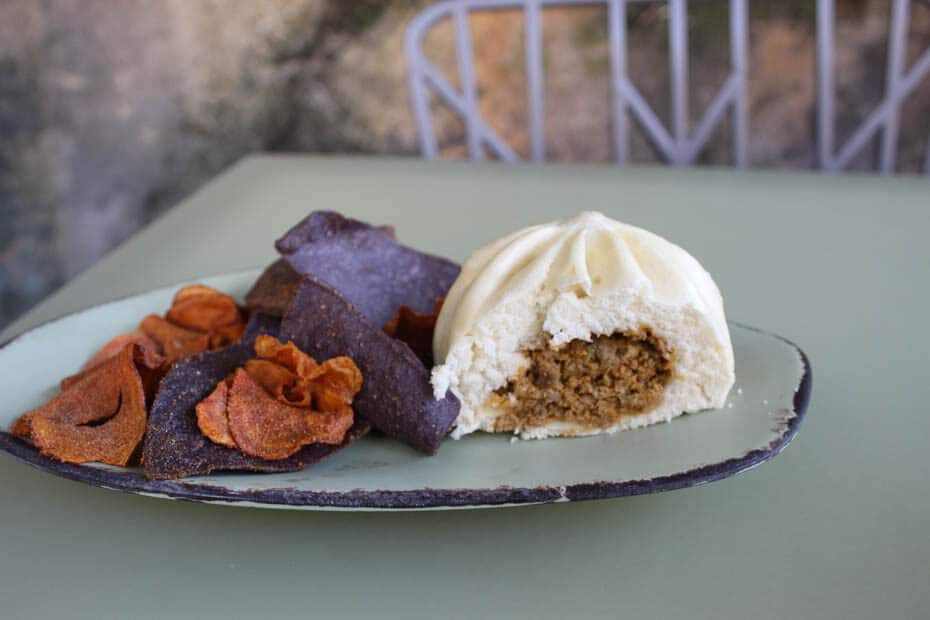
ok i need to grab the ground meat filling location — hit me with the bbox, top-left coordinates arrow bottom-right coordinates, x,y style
490,330 -> 674,433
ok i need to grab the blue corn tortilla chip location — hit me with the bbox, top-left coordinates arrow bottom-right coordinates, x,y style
275,211 -> 460,328
281,276 -> 459,455
142,313 -> 369,480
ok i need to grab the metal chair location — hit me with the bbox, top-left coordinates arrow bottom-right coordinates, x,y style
817,0 -> 930,175
406,0 -> 930,174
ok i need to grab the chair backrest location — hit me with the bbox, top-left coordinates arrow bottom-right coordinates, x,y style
406,0 -> 930,175
406,0 -> 749,166
817,0 -> 930,175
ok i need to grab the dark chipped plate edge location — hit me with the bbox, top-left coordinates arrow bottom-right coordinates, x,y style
0,321 -> 811,510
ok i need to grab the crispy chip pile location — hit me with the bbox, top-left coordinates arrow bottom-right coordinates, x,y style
383,298 -> 444,367
9,283 -> 242,466
281,276 -> 460,455
11,344 -> 162,466
195,335 -> 362,460
142,285 -> 246,363
57,285 -> 243,391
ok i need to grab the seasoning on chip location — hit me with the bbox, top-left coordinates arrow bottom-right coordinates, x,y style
194,335 -> 361,459
275,211 -> 460,328
195,378 -> 236,448
78,332 -> 160,374
12,344 -> 159,466
243,359 -> 303,405
139,285 -> 246,363
143,313 -> 369,480
281,276 -> 459,455
225,369 -> 355,460
383,298 -> 444,367
139,315 -> 212,363
166,286 -> 241,331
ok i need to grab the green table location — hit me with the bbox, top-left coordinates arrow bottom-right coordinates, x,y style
2,156 -> 928,619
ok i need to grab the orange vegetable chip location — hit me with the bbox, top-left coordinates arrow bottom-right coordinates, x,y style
209,320 -> 246,349
140,315 -> 211,364
166,286 -> 242,333
14,345 -> 149,466
195,377 -> 236,448
254,335 -> 319,378
79,332 -> 160,373
15,353 -> 125,438
252,336 -> 362,411
383,298 -> 444,367
62,333 -> 165,392
226,369 -> 354,460
172,284 -> 226,304
306,357 -> 363,413
243,359 -> 308,407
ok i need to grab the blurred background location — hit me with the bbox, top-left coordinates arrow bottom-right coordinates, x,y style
1,0 -> 928,329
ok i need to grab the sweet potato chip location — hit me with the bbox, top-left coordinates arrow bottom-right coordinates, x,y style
134,285 -> 246,364
254,335 -> 319,378
15,353 -> 125,438
226,369 -> 354,460
195,378 -> 236,448
275,211 -> 460,328
197,336 -> 361,454
172,284 -> 226,304
166,287 -> 241,332
139,315 -> 211,364
143,313 -> 370,479
247,335 -> 362,411
281,276 -> 459,454
62,333 -> 165,392
209,320 -> 246,349
306,357 -> 363,413
131,344 -> 170,406
79,332 -> 160,373
243,359 -> 307,406
17,345 -> 148,466
383,298 -> 444,367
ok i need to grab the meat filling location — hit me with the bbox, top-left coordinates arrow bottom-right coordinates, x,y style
490,330 -> 674,433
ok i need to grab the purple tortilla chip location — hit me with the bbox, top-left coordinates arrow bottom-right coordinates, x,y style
281,276 -> 459,455
275,211 -> 460,328
244,259 -> 301,317
142,313 -> 369,480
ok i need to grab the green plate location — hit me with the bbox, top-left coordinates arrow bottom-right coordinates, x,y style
0,270 -> 811,511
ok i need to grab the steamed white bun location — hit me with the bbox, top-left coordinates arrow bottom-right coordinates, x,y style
432,211 -> 734,439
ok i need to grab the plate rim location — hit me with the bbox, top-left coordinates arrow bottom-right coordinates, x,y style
0,273 -> 812,510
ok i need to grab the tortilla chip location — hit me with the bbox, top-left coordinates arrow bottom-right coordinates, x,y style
143,313 -> 369,479
281,276 -> 459,454
383,298 -> 444,367
226,369 -> 354,460
275,211 -> 460,328
17,345 -> 149,466
195,378 -> 236,448
244,259 -> 302,317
